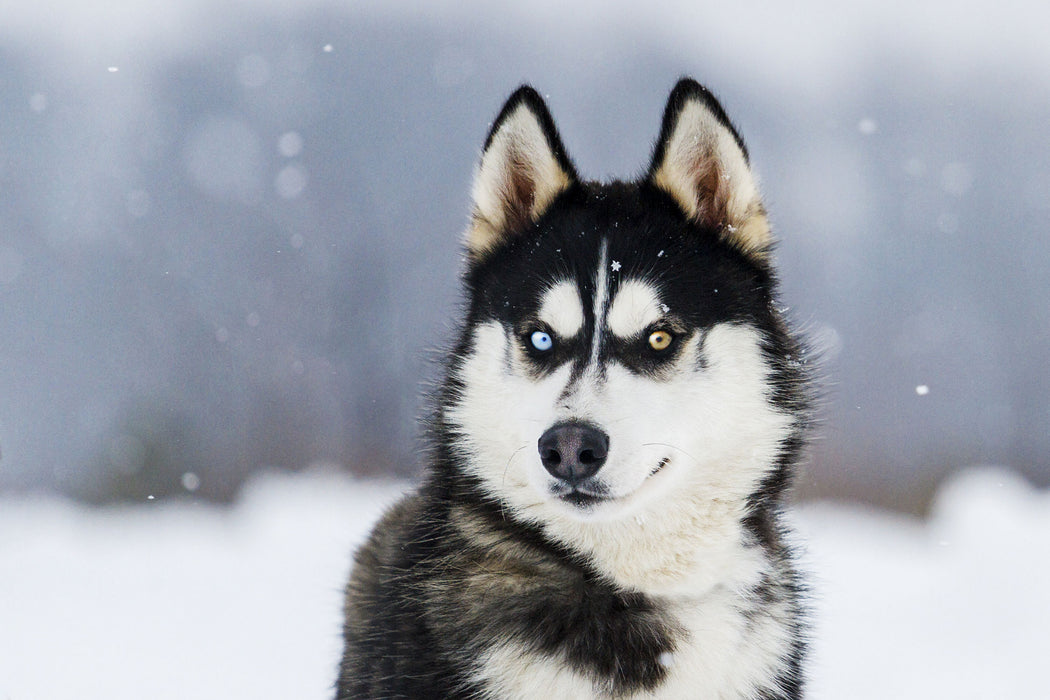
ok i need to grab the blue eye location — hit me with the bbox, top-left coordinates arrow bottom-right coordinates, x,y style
530,330 -> 553,352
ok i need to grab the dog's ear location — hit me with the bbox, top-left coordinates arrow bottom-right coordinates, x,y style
466,86 -> 578,258
647,79 -> 771,259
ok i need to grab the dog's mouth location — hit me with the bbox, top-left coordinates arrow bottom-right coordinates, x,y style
561,490 -> 607,508
551,481 -> 609,506
552,457 -> 671,508
649,457 -> 670,477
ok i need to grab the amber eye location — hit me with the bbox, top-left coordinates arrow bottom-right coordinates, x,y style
648,330 -> 673,351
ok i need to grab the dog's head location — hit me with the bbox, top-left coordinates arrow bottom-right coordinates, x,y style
444,80 -> 806,534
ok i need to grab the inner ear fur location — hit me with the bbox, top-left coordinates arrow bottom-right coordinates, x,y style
647,79 -> 772,260
466,86 -> 578,259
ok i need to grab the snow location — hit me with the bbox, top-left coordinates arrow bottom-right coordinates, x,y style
800,467 -> 1050,698
0,473 -> 404,700
857,118 -> 878,136
1,468 -> 1047,699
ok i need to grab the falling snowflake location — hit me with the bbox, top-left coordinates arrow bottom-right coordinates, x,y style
660,304 -> 670,313
610,260 -> 621,272
181,473 -> 201,492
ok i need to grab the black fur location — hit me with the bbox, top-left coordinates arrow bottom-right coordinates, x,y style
336,79 -> 810,699
483,85 -> 579,182
647,77 -> 750,174
338,461 -> 680,699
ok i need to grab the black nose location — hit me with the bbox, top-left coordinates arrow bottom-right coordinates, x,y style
538,422 -> 609,485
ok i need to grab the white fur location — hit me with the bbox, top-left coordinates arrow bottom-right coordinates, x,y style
607,279 -> 664,338
538,280 -> 584,338
448,277 -> 796,699
448,318 -> 791,594
543,324 -> 792,594
472,644 -> 595,699
447,320 -> 573,504
588,239 -> 609,365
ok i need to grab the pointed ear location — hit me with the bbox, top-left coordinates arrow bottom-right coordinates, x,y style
465,86 -> 578,258
647,79 -> 771,259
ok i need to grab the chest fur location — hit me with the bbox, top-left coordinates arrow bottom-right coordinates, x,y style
471,584 -> 795,700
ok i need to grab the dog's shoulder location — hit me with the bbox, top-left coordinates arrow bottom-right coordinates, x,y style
351,491 -> 424,574
338,491 -> 466,699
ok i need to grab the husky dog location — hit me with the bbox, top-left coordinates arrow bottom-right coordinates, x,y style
336,79 -> 810,699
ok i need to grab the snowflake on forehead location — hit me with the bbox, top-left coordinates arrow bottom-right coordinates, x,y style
610,260 -> 621,272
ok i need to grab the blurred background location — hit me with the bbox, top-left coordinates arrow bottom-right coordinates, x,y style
1,0 -> 1048,513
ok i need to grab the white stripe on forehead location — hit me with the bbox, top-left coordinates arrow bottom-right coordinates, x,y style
608,279 -> 664,338
588,239 -> 610,366
538,280 -> 584,338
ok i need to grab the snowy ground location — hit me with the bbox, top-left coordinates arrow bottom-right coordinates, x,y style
1,468 -> 1047,699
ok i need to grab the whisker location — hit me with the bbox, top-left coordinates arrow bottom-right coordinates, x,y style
500,444 -> 530,520
641,441 -> 699,463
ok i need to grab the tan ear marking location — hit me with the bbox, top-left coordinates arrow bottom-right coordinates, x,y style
648,80 -> 772,260
465,88 -> 577,258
